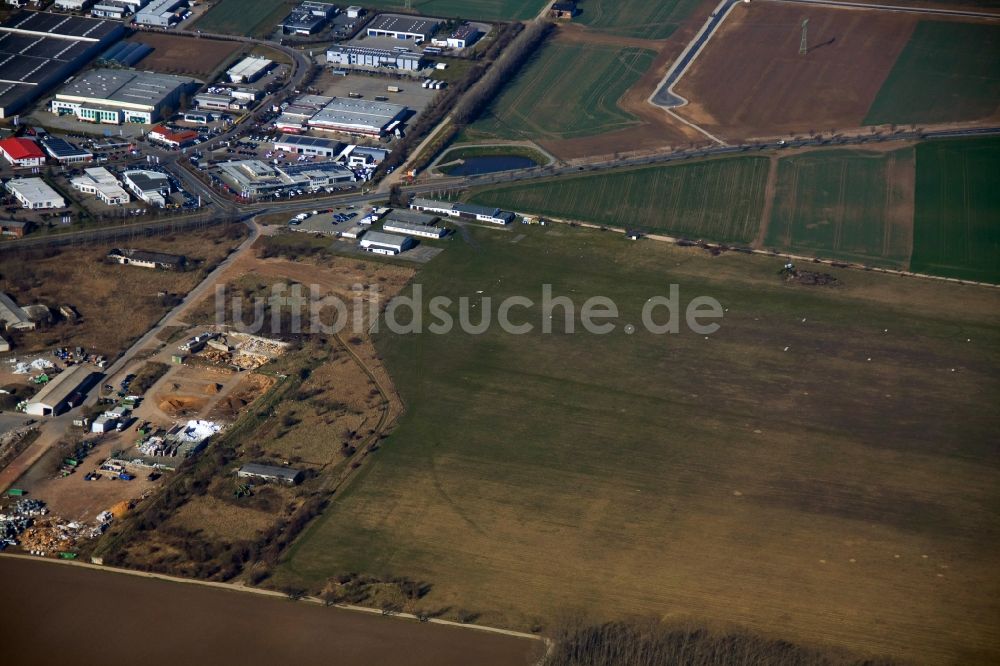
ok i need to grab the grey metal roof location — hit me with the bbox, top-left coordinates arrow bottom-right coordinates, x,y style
57,68 -> 196,109
367,13 -> 438,37
238,463 -> 302,481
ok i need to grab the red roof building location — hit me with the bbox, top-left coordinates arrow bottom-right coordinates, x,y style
0,137 -> 46,168
148,126 -> 199,148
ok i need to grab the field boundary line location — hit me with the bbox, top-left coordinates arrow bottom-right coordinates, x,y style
0,553 -> 551,654
768,0 -> 1000,20
500,206 -> 1000,289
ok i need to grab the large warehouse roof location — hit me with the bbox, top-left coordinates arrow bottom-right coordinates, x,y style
310,97 -> 406,132
367,13 -> 438,38
56,68 -> 197,111
27,365 -> 91,411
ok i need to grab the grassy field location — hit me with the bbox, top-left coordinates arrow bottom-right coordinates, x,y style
864,21 -> 1000,126
576,0 -> 705,40
274,224 -> 1000,664
470,157 -> 770,243
193,0 -> 289,37
764,148 -> 915,269
463,41 -> 657,142
911,137 -> 1000,283
362,0 -> 548,21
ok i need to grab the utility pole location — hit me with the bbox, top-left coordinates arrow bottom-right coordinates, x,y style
799,19 -> 809,55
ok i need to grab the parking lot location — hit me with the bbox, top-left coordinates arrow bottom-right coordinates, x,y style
314,68 -> 440,122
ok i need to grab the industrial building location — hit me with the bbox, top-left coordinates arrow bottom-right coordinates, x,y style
91,0 -> 145,20
0,11 -> 126,119
40,135 -> 93,163
382,219 -> 445,239
227,56 -> 272,84
326,45 -> 423,71
366,14 -> 439,42
410,198 -> 515,225
122,169 -> 171,206
383,208 -> 436,227
193,92 -> 248,112
134,0 -> 186,27
279,1 -> 336,35
5,178 -> 66,209
71,167 -> 130,205
216,159 -> 354,197
308,96 -> 408,137
236,463 -> 304,485
25,365 -> 93,416
346,145 -> 388,166
273,134 -> 343,158
360,231 -> 414,255
447,24 -> 482,49
54,0 -> 96,10
50,68 -> 198,124
0,137 -> 45,167
107,247 -> 187,269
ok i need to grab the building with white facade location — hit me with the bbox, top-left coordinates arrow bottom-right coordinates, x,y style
410,198 -> 515,225
5,178 -> 65,209
134,0 -> 185,26
216,159 -> 354,198
359,231 -> 414,255
382,220 -> 445,239
71,167 -> 130,205
122,169 -> 171,207
366,14 -> 438,42
0,137 -> 46,167
326,45 -> 423,71
50,68 -> 197,125
91,0 -> 145,19
227,56 -> 272,84
273,134 -> 343,158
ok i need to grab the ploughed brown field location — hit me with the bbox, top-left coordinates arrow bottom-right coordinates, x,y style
673,4 -> 918,140
126,32 -> 243,79
0,557 -> 544,666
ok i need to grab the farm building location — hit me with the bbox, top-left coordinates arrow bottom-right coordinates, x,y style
359,231 -> 414,255
25,365 -> 93,416
447,24 -> 481,49
382,220 -> 445,239
50,69 -> 198,124
237,463 -> 304,485
5,178 -> 65,209
148,125 -> 199,148
550,2 -> 577,19
0,137 -> 45,167
40,135 -> 93,164
134,0 -> 186,27
273,134 -> 343,158
410,198 -> 514,225
0,220 -> 35,238
366,14 -> 438,42
122,170 -> 171,206
0,12 -> 126,119
0,292 -> 36,330
107,248 -> 187,270
227,56 -> 272,84
326,45 -> 423,71
71,167 -> 130,205
308,97 -> 408,137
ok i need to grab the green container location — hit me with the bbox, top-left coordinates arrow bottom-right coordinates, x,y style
6,488 -> 25,496
58,552 -> 78,560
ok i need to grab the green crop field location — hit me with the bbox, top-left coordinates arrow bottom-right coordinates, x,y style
193,0 -> 288,37
865,21 -> 1000,126
911,137 -> 1000,284
463,41 -> 657,142
274,225 -> 1000,664
469,157 -> 769,243
576,0 -> 705,40
363,0 -> 548,21
764,148 -> 915,269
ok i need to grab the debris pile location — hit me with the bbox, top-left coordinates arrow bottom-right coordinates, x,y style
0,498 -> 48,550
10,358 -> 55,375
